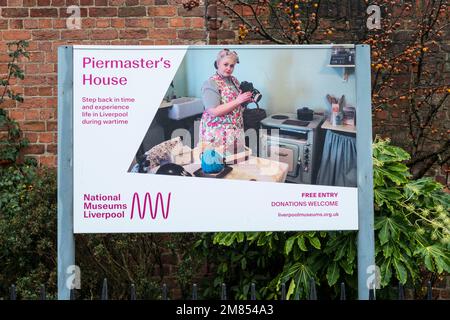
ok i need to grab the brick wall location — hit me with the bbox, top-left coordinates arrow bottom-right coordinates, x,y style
209,1 -> 450,187
434,275 -> 450,300
0,0 -> 209,166
1,2 -> 447,178
1,0 -> 448,300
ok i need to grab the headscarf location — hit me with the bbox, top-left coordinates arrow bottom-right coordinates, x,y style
215,49 -> 239,67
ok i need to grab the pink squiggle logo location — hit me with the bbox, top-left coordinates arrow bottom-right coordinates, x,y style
130,192 -> 171,220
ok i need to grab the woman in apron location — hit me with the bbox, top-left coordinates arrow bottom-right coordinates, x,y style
200,49 -> 252,155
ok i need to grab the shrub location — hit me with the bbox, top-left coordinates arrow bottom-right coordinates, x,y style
1,136 -> 447,299
0,39 -> 204,300
195,138 -> 450,300
0,163 -> 57,299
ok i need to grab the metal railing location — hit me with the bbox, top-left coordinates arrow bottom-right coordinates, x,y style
5,279 -> 436,300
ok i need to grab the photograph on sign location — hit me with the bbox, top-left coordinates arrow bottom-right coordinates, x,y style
73,45 -> 364,233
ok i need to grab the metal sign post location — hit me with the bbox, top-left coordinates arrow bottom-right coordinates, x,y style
57,46 -> 75,300
356,44 -> 375,300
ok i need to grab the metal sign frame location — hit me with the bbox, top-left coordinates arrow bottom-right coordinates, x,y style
57,44 -> 374,300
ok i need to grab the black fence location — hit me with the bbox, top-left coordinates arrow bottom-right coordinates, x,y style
4,278 -> 436,300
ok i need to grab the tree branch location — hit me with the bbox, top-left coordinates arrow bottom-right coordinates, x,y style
407,139 -> 450,167
268,2 -> 294,43
220,0 -> 286,44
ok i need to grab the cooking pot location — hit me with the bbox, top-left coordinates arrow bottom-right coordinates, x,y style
297,107 -> 314,121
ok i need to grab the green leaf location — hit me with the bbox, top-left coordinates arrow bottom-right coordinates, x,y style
387,162 -> 410,173
415,245 -> 450,273
241,257 -> 247,270
293,244 -> 301,261
308,237 -> 321,249
346,240 -> 356,264
283,262 -> 303,279
326,262 -> 340,286
285,236 -> 296,255
280,262 -> 315,300
382,243 -> 394,258
393,259 -> 407,284
214,232 -> 232,245
378,221 -> 390,245
256,233 -> 268,246
286,279 -> 296,300
333,242 -> 347,261
246,232 -> 259,242
219,263 -> 228,273
297,237 -> 308,251
377,167 -> 409,185
397,241 -> 412,257
374,188 -> 403,208
380,259 -> 393,286
375,217 -> 401,245
435,254 -> 450,274
339,259 -> 354,275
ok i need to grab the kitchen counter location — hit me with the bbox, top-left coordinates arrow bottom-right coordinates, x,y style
159,100 -> 175,109
321,119 -> 356,134
183,156 -> 289,183
149,144 -> 289,183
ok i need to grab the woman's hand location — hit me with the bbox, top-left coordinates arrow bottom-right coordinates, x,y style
206,91 -> 253,117
235,92 -> 253,106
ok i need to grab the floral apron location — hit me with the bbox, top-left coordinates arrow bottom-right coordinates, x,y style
200,74 -> 244,155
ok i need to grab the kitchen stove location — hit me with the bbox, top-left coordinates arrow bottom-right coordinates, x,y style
259,113 -> 325,184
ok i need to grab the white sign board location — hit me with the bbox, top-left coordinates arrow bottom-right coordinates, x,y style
73,45 -> 359,233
